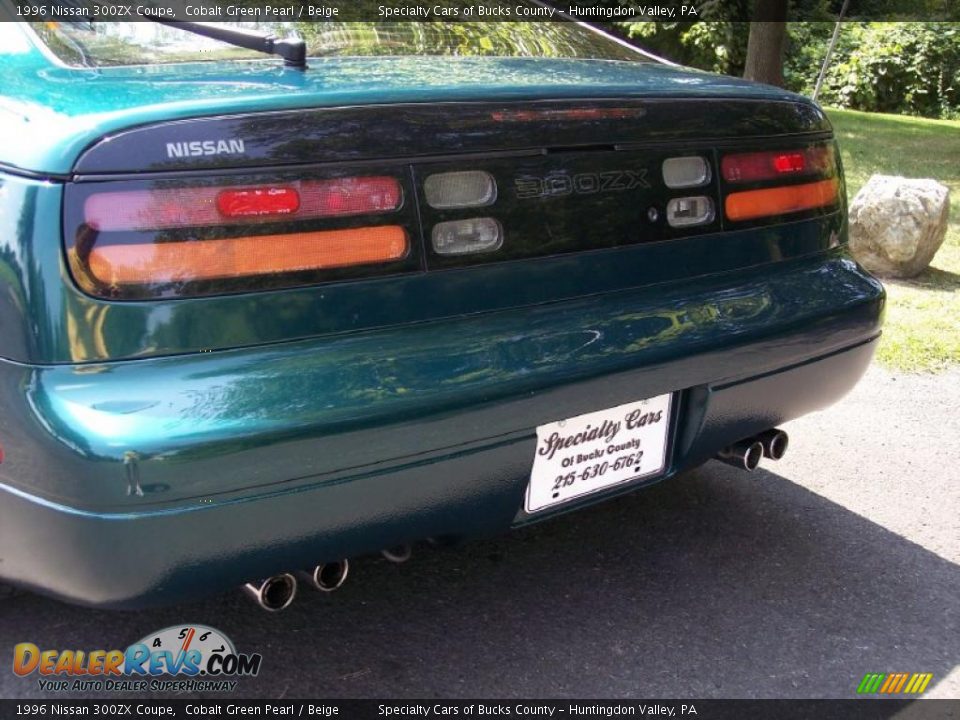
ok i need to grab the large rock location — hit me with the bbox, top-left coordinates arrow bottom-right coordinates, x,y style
848,175 -> 950,278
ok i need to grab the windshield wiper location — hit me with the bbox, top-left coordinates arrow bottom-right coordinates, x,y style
151,20 -> 307,69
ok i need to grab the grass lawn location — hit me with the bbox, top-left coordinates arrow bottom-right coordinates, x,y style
826,108 -> 960,372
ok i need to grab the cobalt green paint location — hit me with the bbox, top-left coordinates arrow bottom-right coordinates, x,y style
0,20 -> 883,608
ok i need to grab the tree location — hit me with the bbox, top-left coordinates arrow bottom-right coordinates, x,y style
743,0 -> 789,86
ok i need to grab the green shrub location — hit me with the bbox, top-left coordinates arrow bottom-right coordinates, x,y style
810,23 -> 960,119
617,20 -> 960,120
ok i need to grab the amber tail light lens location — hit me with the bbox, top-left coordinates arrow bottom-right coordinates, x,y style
725,178 -> 840,222
81,227 -> 408,286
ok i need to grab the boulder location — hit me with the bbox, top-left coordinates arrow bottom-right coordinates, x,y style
848,174 -> 950,278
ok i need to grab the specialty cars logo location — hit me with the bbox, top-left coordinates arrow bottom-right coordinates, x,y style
13,625 -> 260,692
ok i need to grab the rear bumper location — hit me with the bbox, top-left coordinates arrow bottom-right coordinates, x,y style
0,253 -> 884,607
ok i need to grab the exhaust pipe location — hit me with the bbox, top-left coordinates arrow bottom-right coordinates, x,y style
381,544 -> 412,564
243,573 -> 297,612
716,439 -> 764,471
298,560 -> 349,592
755,428 -> 789,460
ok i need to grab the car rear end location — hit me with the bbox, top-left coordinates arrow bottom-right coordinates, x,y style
0,21 -> 883,608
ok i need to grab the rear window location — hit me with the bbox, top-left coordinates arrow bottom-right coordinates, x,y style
31,16 -> 648,67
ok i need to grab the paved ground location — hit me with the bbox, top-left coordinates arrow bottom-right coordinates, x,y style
1,366 -> 958,700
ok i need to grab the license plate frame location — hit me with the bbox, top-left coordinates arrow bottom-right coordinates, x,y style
524,394 -> 673,514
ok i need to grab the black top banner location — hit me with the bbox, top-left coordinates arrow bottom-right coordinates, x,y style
2,700 -> 960,720
4,0 -> 959,22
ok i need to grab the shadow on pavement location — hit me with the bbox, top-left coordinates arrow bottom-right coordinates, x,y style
2,462 -> 957,699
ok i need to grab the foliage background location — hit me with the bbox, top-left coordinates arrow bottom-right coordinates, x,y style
616,12 -> 960,119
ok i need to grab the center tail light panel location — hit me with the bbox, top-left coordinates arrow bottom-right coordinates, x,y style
413,146 -> 724,271
64,168 -> 420,300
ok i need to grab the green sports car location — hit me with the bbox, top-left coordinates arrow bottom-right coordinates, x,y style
0,15 -> 884,609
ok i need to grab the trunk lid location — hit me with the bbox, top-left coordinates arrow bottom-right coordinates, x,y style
3,51 -> 814,175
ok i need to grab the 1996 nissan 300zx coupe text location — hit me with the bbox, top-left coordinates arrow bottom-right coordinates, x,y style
0,16 -> 884,609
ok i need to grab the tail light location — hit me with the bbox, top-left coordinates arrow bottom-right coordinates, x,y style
87,227 -> 408,285
66,173 -> 414,300
65,140 -> 842,302
216,186 -> 300,219
725,179 -> 839,222
83,177 -> 402,231
721,143 -> 840,223
721,146 -> 834,184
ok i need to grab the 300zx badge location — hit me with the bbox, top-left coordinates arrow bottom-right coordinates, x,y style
515,169 -> 650,199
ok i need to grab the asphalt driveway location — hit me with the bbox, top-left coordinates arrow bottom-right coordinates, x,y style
1,365 -> 958,699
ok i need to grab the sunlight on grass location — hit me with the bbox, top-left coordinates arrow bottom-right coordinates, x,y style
827,109 -> 960,373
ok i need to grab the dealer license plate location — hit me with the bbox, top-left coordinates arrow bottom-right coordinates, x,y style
525,394 -> 672,513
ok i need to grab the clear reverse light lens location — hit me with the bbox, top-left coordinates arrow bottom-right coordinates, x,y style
662,157 -> 711,189
432,218 -> 502,255
424,171 -> 497,209
666,196 -> 715,227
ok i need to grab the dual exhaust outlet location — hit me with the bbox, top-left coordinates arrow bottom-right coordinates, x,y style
243,559 -> 349,612
716,428 -> 789,471
242,544 -> 412,611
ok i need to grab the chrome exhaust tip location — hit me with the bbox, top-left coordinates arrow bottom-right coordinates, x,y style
243,573 -> 297,612
756,428 -> 789,460
381,544 -> 412,564
716,439 -> 764,471
298,560 -> 349,592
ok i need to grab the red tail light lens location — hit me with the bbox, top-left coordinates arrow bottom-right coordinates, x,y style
721,146 -> 834,183
216,187 -> 300,218
310,177 -> 402,217
773,152 -> 806,174
83,176 -> 402,231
